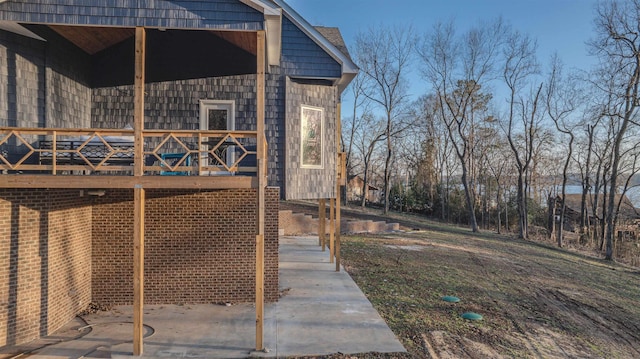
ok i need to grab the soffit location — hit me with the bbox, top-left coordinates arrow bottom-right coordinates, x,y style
47,25 -> 257,56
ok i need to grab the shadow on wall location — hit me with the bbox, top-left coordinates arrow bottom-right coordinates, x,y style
5,198 -> 50,346
1,190 -> 93,347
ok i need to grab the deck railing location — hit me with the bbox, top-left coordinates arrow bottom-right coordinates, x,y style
0,127 -> 259,176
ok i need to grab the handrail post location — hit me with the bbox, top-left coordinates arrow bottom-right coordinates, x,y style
52,131 -> 57,175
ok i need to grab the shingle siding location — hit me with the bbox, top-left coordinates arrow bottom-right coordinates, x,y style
0,0 -> 264,30
91,72 -> 288,192
0,30 -> 45,130
0,29 -> 91,160
0,28 -> 91,129
41,26 -> 92,129
284,77 -> 337,200
281,16 -> 342,79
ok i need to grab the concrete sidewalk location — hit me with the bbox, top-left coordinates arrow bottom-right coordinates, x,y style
4,236 -> 406,358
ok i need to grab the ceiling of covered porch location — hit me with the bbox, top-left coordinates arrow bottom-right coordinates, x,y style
29,24 -> 259,87
48,25 -> 257,56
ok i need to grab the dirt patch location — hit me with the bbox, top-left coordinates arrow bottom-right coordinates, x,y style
285,353 -> 413,359
384,244 -> 425,251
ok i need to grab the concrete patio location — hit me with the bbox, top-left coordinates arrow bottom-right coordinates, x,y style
0,236 -> 406,359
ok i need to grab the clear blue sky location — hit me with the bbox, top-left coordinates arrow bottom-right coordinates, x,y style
287,0 -> 600,106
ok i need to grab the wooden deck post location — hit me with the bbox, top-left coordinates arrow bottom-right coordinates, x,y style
133,26 -> 146,357
319,199 -> 326,251
336,103 -> 342,272
329,197 -> 335,263
133,187 -> 145,356
133,27 -> 145,178
255,30 -> 266,352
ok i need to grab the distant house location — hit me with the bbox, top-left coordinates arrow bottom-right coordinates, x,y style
556,193 -> 640,233
347,175 -> 381,203
0,0 -> 357,353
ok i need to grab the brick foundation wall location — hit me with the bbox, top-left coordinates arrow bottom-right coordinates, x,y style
92,187 -> 279,305
0,189 -> 92,347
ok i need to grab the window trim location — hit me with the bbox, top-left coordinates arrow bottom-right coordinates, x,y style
198,99 -> 236,175
199,99 -> 235,132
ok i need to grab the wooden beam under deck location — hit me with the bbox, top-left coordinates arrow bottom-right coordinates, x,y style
0,175 -> 258,189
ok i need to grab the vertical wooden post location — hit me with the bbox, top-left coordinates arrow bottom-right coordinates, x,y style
335,193 -> 341,271
133,26 -> 146,357
329,197 -> 335,263
133,187 -> 145,356
52,131 -> 57,175
255,30 -> 266,352
133,27 -> 146,178
319,199 -> 326,251
335,103 -> 342,272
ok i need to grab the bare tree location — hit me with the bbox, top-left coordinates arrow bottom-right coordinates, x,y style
427,96 -> 460,221
589,0 -> 640,260
483,118 -> 511,233
545,55 -> 582,247
353,112 -> 385,207
574,117 -> 599,242
502,28 -> 541,239
342,72 -> 370,204
418,20 -> 506,232
355,24 -> 416,214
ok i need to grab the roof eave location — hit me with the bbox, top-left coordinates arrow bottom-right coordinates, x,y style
0,21 -> 45,41
241,0 -> 282,67
268,0 -> 358,91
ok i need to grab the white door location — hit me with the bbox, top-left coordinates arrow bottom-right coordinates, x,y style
199,100 -> 235,174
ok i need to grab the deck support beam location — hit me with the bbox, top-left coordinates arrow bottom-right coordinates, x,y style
319,199 -> 326,251
133,26 -> 146,357
336,102 -> 342,272
255,30 -> 266,352
329,197 -> 335,263
133,186 -> 145,356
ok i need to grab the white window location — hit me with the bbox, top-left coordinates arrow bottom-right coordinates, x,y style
199,100 -> 235,174
300,105 -> 324,169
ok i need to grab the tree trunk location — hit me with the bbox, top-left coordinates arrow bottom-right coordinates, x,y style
580,125 -> 595,235
361,159 -> 370,208
605,112 -> 631,260
516,170 -> 528,239
558,196 -> 565,248
383,118 -> 392,214
496,186 -> 502,234
461,166 -> 479,232
548,195 -> 556,243
505,199 -> 509,232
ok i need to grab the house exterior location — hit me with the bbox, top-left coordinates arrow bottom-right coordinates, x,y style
0,0 -> 357,353
347,175 -> 381,203
555,194 -> 640,234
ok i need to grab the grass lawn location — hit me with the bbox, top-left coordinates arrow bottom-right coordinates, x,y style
339,223 -> 640,358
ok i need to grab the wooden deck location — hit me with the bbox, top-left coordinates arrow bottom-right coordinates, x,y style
0,127 -> 263,189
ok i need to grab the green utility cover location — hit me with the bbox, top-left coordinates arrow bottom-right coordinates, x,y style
461,312 -> 483,320
441,296 -> 460,303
